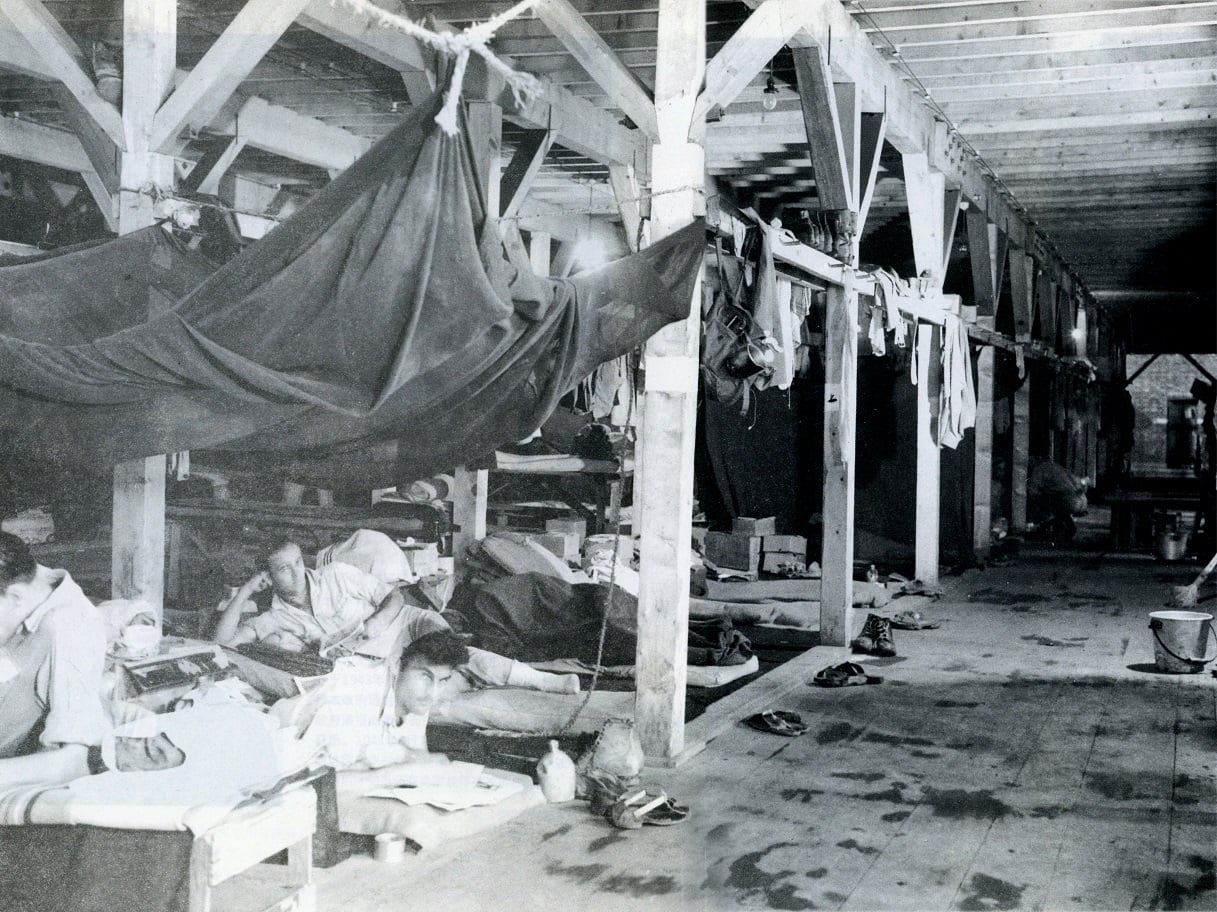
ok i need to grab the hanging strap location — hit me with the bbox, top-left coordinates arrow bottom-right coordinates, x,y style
1148,618 -> 1217,668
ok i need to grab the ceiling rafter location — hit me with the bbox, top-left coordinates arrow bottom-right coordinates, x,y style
0,0 -> 125,149
533,0 -> 658,138
150,0 -> 314,153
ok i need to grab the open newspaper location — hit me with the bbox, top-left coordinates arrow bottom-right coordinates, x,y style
363,761 -> 526,812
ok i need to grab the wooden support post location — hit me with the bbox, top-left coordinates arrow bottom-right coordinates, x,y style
635,0 -> 701,762
1009,249 -> 1035,532
529,230 -> 551,275
450,100 -> 502,567
111,0 -> 176,611
967,207 -> 997,560
914,322 -> 941,583
450,466 -> 488,567
903,152 -> 956,584
819,276 -> 858,645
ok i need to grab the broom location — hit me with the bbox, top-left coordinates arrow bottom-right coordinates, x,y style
1169,551 -> 1217,608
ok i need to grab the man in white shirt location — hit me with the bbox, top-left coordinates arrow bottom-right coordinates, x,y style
215,539 -> 578,694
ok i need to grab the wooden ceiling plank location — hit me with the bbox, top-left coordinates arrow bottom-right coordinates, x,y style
901,39 -> 1216,79
150,0 -> 313,153
791,45 -> 852,210
928,68 -> 1216,104
694,0 -> 810,120
958,107 -> 1217,133
944,87 -> 1214,121
500,127 -> 555,218
891,23 -> 1217,62
534,0 -> 658,138
2,0 -> 125,149
860,3 -> 1217,46
918,55 -> 1217,89
856,0 -> 1202,26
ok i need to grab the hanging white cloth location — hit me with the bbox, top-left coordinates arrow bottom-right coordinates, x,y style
938,313 -> 977,449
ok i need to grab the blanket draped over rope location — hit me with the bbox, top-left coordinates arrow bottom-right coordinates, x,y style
0,87 -> 703,487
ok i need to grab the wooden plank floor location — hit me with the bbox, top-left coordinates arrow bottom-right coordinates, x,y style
235,545 -> 1217,912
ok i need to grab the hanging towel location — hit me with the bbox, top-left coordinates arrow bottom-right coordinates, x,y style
867,300 -> 887,357
771,278 -> 796,390
837,270 -> 858,466
938,314 -> 977,449
1015,346 -> 1026,379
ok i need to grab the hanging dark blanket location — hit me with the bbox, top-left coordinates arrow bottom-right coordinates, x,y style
0,85 -> 703,487
446,572 -> 752,667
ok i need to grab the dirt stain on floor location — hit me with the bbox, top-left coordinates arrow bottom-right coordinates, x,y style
881,810 -> 912,822
781,788 -> 826,804
1084,771 -> 1160,801
935,699 -> 981,708
922,788 -> 1017,820
836,838 -> 880,856
1021,634 -> 1088,647
724,842 -> 818,911
545,861 -> 610,884
863,732 -> 937,748
956,872 -> 1026,911
831,771 -> 886,783
597,872 -> 678,897
968,588 -> 1050,605
817,722 -> 865,744
541,823 -> 573,842
587,830 -> 628,853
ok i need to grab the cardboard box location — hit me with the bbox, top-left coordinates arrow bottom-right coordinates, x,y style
529,532 -> 581,563
545,518 -> 587,539
704,531 -> 761,572
763,534 -> 807,555
403,544 -> 439,577
762,551 -> 804,574
733,516 -> 776,536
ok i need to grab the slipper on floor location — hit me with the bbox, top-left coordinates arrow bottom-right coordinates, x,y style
606,787 -> 689,828
890,611 -> 941,630
744,709 -> 809,737
812,661 -> 883,687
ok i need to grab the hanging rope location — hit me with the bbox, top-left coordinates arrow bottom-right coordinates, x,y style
328,0 -> 544,134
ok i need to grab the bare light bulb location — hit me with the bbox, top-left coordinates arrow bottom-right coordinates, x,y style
762,77 -> 779,112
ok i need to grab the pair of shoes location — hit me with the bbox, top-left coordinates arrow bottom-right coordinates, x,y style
583,770 -> 640,814
743,709 -> 808,736
606,787 -> 689,829
889,610 -> 940,630
852,613 -> 897,657
812,661 -> 883,687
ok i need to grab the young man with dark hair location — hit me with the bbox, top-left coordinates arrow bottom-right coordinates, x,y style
275,631 -> 471,789
0,530 -> 108,788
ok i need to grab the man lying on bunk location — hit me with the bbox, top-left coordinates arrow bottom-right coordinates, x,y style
278,631 -> 470,781
213,538 -> 578,694
0,532 -> 185,790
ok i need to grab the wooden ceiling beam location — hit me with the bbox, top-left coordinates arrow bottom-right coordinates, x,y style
534,0 -> 658,139
211,95 -> 369,171
0,0 -> 125,150
298,0 -> 651,173
150,0 -> 314,153
694,0 -> 811,121
792,45 -> 853,210
500,128 -> 555,219
0,113 -> 90,172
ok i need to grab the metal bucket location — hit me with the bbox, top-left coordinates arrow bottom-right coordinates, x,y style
1156,530 -> 1190,561
1148,610 -> 1217,673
